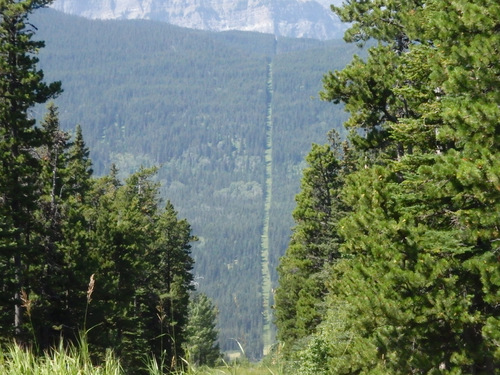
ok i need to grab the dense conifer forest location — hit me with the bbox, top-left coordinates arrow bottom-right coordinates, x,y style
1,0 -> 498,373
27,9 -> 360,358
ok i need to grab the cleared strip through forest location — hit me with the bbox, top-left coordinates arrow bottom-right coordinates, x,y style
261,60 -> 274,355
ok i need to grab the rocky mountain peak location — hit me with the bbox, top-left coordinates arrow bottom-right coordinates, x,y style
51,0 -> 346,40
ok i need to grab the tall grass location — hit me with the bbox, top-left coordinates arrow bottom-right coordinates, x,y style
0,339 -> 284,375
0,338 -> 121,375
146,353 -> 284,375
0,276 -> 284,375
0,273 -> 123,375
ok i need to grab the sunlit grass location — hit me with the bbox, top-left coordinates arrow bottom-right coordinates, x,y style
0,338 -> 122,375
0,340 -> 285,375
176,364 -> 283,375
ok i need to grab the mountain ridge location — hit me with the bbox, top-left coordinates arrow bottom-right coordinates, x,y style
51,0 -> 346,40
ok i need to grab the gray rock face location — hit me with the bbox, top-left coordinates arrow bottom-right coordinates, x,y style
50,0 -> 346,39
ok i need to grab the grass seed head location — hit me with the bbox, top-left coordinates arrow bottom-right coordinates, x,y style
87,274 -> 95,303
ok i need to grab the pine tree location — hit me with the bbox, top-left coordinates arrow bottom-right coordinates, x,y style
65,124 -> 93,199
31,106 -> 95,348
85,168 -> 155,366
183,293 -> 221,367
56,122 -> 94,343
290,0 -> 499,373
0,0 -> 61,343
32,103 -> 72,348
146,200 -> 195,367
405,1 -> 500,370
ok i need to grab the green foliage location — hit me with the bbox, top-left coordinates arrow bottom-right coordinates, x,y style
276,0 -> 500,373
0,338 -> 122,375
0,0 -> 62,344
275,138 -> 348,352
2,103 -> 197,373
31,103 -> 78,349
184,293 -> 221,367
0,337 -> 285,375
0,5 -> 199,371
82,168 -> 195,373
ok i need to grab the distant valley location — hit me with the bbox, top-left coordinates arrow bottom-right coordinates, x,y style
31,8 -> 358,359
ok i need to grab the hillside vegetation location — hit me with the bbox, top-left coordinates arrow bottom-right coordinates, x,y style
275,0 -> 500,373
30,9 -> 359,359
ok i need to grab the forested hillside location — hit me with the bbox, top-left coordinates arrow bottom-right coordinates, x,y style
276,0 -> 500,373
29,9 -> 359,358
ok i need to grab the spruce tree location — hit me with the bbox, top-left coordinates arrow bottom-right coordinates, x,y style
275,137 -> 347,353
32,103 -> 72,348
183,293 -> 221,367
33,106 -> 94,348
0,0 -> 61,342
85,168 -> 154,366
65,124 -> 93,198
83,167 -> 196,373
56,122 -> 94,343
146,200 -> 195,366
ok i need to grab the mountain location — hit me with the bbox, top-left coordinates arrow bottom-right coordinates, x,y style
50,0 -> 346,40
30,8 -> 359,359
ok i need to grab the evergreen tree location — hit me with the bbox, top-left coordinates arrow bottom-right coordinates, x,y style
35,106 -> 95,348
84,167 -> 196,373
0,0 -> 61,343
275,136 -> 347,353
85,167 -> 154,367
32,103 -> 72,348
281,0 -> 499,373
183,293 -> 221,367
56,122 -> 94,342
0,3 -> 200,367
330,0 -> 420,49
65,124 -> 93,198
146,200 -> 196,367
405,1 -> 500,370
292,0 -> 500,373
